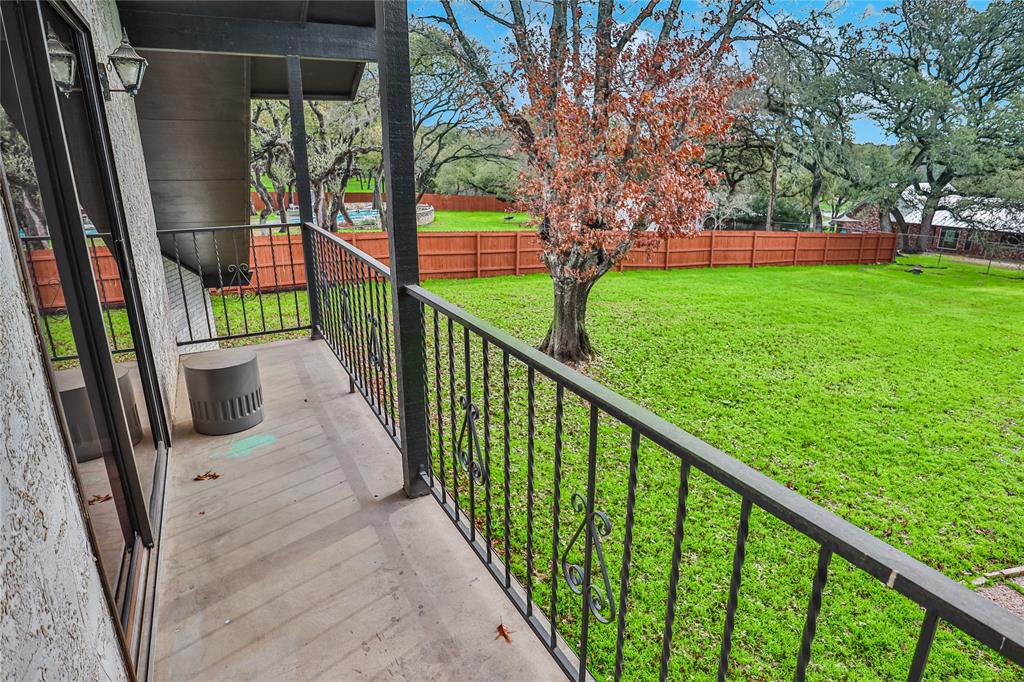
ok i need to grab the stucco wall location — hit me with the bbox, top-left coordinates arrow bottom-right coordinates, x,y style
0,207 -> 129,680
75,0 -> 180,416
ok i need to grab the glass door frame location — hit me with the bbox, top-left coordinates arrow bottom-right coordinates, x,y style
1,0 -> 169,658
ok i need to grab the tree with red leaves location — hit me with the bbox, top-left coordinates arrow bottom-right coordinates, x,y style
432,1 -> 757,362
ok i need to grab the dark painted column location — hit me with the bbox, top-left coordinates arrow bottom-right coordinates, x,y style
286,55 -> 321,337
376,1 -> 430,497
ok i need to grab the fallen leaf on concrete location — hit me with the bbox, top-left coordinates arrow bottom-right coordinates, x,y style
495,622 -> 514,643
193,471 -> 222,481
87,494 -> 112,505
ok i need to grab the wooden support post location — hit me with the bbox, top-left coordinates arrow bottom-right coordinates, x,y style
822,233 -> 830,265
287,55 -> 321,337
793,232 -> 800,265
710,231 -> 716,267
664,237 -> 670,270
377,1 -> 430,497
476,232 -> 482,277
751,233 -> 758,267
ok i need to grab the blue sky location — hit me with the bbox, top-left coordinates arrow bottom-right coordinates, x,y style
408,1 -> 989,145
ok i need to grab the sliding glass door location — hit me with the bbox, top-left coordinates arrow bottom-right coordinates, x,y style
0,0 -> 167,658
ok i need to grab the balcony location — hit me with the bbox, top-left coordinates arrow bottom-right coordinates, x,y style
143,223 -> 1024,680
153,338 -> 560,680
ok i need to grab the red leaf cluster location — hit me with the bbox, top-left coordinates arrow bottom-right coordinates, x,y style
500,28 -> 751,279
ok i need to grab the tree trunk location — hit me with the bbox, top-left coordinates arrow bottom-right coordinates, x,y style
809,166 -> 823,231
915,194 -> 940,253
336,172 -> 353,226
766,144 -> 780,230
879,209 -> 893,233
372,171 -> 384,212
891,207 -> 909,252
274,185 -> 289,223
539,276 -> 597,364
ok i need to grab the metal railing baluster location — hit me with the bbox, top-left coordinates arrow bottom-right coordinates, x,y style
526,366 -> 536,617
433,308 -> 447,504
907,609 -> 940,682
613,428 -> 641,681
463,325 -> 476,542
550,383 -> 563,650
482,338 -> 493,563
659,459 -> 692,682
502,349 -> 513,590
170,233 -> 193,342
577,403 -> 601,682
717,497 -> 752,681
447,316 -> 460,523
794,546 -> 832,682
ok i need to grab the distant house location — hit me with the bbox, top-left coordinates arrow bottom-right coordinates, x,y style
832,185 -> 1024,259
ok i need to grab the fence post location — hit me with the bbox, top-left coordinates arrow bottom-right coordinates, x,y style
858,231 -> 866,263
287,55 -> 322,338
751,232 -> 758,267
793,232 -> 800,265
664,237 -> 671,270
822,232 -> 830,265
377,1 -> 430,497
514,230 -> 521,275
710,231 -> 716,267
476,232 -> 482,277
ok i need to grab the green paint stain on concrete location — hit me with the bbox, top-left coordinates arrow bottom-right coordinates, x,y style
212,434 -> 277,460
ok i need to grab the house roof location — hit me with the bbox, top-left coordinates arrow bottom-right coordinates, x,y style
832,185 -> 1024,233
897,185 -> 1024,233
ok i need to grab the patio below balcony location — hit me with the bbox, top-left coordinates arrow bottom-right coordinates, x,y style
153,338 -> 560,680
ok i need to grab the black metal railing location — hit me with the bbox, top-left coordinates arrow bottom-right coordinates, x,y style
307,223 -> 399,443
407,285 -> 1024,681
160,223 -> 311,347
304,233 -> 1022,680
20,232 -> 135,361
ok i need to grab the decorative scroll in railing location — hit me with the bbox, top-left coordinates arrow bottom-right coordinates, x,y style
20,233 -> 134,361
159,223 -> 310,347
306,223 -> 399,445
406,284 -> 1024,682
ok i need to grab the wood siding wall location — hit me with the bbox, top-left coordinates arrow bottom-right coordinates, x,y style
28,230 -> 897,311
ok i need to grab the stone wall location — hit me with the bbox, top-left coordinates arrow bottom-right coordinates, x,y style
75,0 -> 179,417
0,206 -> 129,681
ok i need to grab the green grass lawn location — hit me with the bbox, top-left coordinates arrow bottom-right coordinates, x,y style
421,209 -> 531,231
420,255 -> 1024,680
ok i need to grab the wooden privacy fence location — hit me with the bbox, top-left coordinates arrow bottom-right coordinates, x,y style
27,229 -> 897,311
325,229 -> 898,280
24,244 -> 125,313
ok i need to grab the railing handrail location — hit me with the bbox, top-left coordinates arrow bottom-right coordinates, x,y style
304,222 -> 392,278
156,222 -> 293,235
405,282 -> 1024,664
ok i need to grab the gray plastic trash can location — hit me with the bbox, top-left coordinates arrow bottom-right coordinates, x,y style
182,349 -> 264,435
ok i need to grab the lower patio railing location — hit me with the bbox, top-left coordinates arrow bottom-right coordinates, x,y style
160,223 -> 311,347
304,223 -> 1024,681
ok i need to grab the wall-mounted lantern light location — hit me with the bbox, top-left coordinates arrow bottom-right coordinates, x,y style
45,24 -> 76,97
45,24 -> 147,101
103,28 -> 148,99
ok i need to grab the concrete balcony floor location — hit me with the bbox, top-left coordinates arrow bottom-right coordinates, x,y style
154,339 -> 560,680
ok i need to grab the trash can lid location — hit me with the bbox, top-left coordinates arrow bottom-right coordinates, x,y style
181,348 -> 257,372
